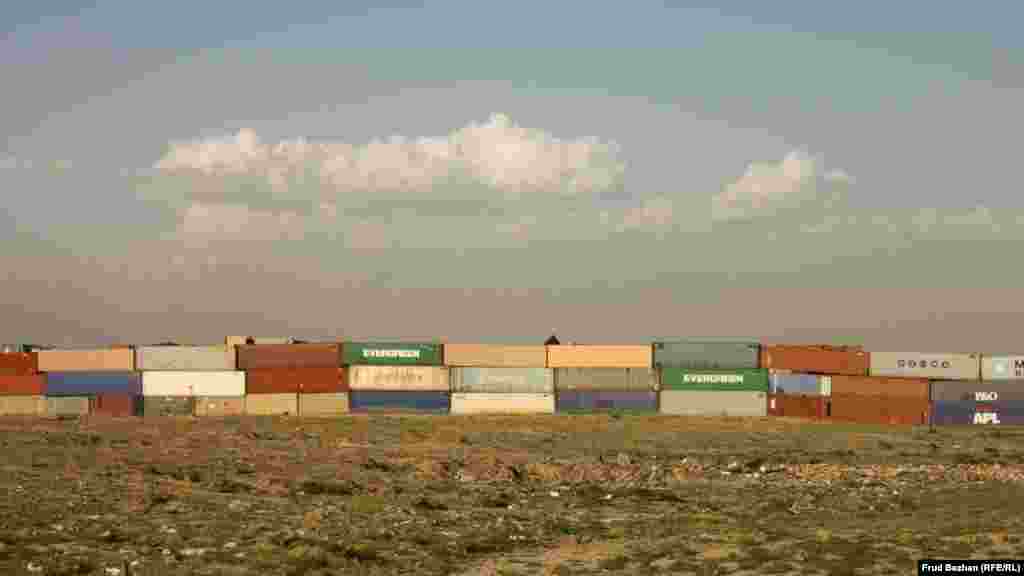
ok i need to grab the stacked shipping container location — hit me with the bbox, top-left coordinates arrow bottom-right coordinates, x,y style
137,345 -> 243,417
761,344 -> 866,422
345,342 -> 449,413
550,345 -> 656,414
447,344 -> 553,414
0,351 -> 46,415
237,344 -> 345,416
37,348 -> 140,417
656,341 -> 765,416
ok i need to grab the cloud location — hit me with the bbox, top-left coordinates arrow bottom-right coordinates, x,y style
616,197 -> 674,232
178,202 -> 306,244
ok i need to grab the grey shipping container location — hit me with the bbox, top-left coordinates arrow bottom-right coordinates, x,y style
46,396 -> 91,417
450,367 -> 554,394
932,400 -> 1024,426
653,341 -> 760,369
930,380 -> 1024,404
659,390 -> 767,417
554,368 -> 658,392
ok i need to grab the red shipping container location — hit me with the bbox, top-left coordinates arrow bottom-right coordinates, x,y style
0,374 -> 45,395
0,352 -> 38,376
768,393 -> 827,419
236,344 -> 341,370
830,375 -> 929,399
760,345 -> 869,376
92,394 -> 142,417
829,393 -> 930,426
246,367 -> 347,394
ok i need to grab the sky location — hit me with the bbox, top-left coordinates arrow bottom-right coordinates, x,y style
2,1 -> 1023,351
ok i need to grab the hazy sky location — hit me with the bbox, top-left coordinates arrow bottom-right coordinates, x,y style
2,2 -> 1023,351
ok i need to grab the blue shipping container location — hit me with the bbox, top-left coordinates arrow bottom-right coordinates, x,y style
931,400 -> 1024,426
769,372 -> 826,395
348,391 -> 450,414
45,372 -> 142,396
556,391 -> 658,413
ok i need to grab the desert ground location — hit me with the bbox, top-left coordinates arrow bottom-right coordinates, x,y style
1,414 -> 1022,575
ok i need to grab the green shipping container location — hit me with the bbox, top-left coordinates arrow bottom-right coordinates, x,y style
342,342 -> 443,366
660,368 -> 769,392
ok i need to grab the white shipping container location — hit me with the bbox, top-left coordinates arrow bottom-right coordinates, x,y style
136,346 -> 236,371
348,366 -> 449,391
659,390 -> 767,417
981,356 -> 1024,380
142,372 -> 245,397
869,352 -> 980,380
450,393 -> 555,415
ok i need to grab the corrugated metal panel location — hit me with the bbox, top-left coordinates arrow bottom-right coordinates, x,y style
767,394 -> 827,419
554,368 -> 658,391
555,391 -> 658,413
869,352 -> 980,380
46,396 -> 90,417
0,374 -> 45,395
443,344 -> 547,367
45,372 -> 141,395
194,396 -> 245,417
342,342 -> 443,366
226,336 -> 290,347
348,366 -> 449,391
930,380 -> 1024,403
829,394 -> 930,426
0,352 -> 37,375
660,368 -> 769,392
659,390 -> 767,416
760,345 -> 869,376
245,393 -> 298,416
768,371 -> 828,395
546,345 -> 651,368
37,348 -> 135,372
829,375 -> 929,399
981,356 -> 1024,380
244,368 -> 344,394
298,393 -> 350,416
141,372 -> 246,397
450,393 -> 555,414
450,368 -> 554,394
93,394 -> 142,417
652,341 -> 760,369
0,395 -> 47,416
142,396 -> 195,417
932,401 -> 1024,425
236,344 -> 341,370
135,346 -> 236,371
348,391 -> 450,413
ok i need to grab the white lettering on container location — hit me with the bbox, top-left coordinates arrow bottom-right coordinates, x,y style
682,374 -> 744,384
897,359 -> 952,370
362,349 -> 422,359
1015,359 -> 1024,377
974,412 -> 1001,425
975,391 -> 998,402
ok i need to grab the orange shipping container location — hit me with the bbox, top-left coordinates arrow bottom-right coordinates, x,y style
829,394 -> 930,426
0,374 -> 45,395
546,345 -> 651,369
767,394 -> 827,419
37,349 -> 134,372
829,375 -> 929,399
0,352 -> 37,376
760,345 -> 868,376
245,368 -> 347,394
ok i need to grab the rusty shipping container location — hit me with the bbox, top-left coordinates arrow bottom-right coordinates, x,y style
142,396 -> 195,417
450,367 -> 554,394
348,391 -> 450,413
298,393 -> 350,417
546,345 -> 651,369
450,393 -> 555,415
245,393 -> 298,416
245,367 -> 346,394
555,391 -> 658,414
767,394 -> 827,419
0,395 -> 47,416
653,341 -> 760,370
236,343 -> 341,370
0,374 -> 45,395
37,348 -> 135,372
760,345 -> 868,376
135,346 -> 236,371
554,368 -> 658,391
444,344 -> 547,368
829,375 -> 930,399
981,356 -> 1024,380
0,352 -> 37,375
869,351 -> 980,380
46,396 -> 91,417
659,390 -> 767,417
92,394 -> 143,417
769,371 -> 830,396
348,366 -> 449,391
194,396 -> 245,417
829,394 -> 930,426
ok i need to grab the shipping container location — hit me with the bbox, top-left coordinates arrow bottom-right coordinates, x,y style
760,345 -> 868,376
659,390 -> 767,416
226,336 -> 289,348
546,345 -> 651,369
767,394 -> 827,419
555,391 -> 658,414
245,393 -> 298,416
769,371 -> 830,396
236,343 -> 341,370
194,396 -> 245,417
142,396 -> 195,417
0,374 -> 45,395
46,396 -> 90,417
450,367 -> 554,394
930,380 -> 1024,403
554,368 -> 658,392
931,400 -> 1024,426
244,367 -> 345,395
0,344 -> 19,354
660,368 -> 769,392
141,371 -> 246,397
829,375 -> 929,399
342,342 -> 443,366
981,356 -> 1024,380
348,366 -> 449,391
450,393 -> 555,414
0,395 -> 47,416
0,352 -> 37,375
45,372 -> 141,395
37,348 -> 135,372
298,393 -> 350,417
443,344 -> 547,368
828,394 -> 930,426
135,346 -> 236,371
348,391 -> 450,414
92,394 -> 142,417
653,341 -> 760,370
869,351 -> 980,380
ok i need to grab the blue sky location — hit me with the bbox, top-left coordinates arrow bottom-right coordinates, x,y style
2,2 -> 1022,349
